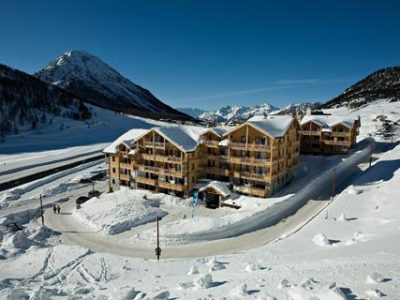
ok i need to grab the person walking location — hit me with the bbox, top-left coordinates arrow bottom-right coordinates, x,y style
57,205 -> 61,214
53,205 -> 57,214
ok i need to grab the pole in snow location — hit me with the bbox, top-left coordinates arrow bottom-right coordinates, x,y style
39,194 -> 44,226
155,217 -> 161,260
369,151 -> 372,168
331,169 -> 336,199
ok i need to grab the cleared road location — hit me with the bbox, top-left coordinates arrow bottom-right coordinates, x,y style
44,140 -> 377,259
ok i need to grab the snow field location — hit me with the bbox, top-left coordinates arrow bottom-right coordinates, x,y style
73,188 -> 169,234
0,101 -> 399,299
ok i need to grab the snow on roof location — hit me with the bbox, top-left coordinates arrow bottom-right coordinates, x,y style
301,115 -> 357,129
103,128 -> 148,154
218,139 -> 229,147
198,180 -> 231,197
248,115 -> 294,138
154,125 -> 208,152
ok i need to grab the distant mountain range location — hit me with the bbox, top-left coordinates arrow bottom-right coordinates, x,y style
179,66 -> 400,122
1,49 -> 399,139
178,103 -> 279,123
322,66 -> 400,108
35,50 -> 193,121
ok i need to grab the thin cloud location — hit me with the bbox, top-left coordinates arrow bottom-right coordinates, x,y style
183,78 -> 352,102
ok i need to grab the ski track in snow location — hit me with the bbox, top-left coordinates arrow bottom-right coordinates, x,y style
0,100 -> 399,299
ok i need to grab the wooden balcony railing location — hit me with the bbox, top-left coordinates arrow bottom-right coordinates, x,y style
331,132 -> 350,137
204,140 -> 220,147
119,173 -> 130,181
142,153 -> 182,163
204,167 -> 230,176
136,176 -> 157,186
206,153 -> 228,160
229,156 -> 271,166
158,180 -> 185,192
299,130 -> 321,136
137,165 -> 160,173
234,185 -> 267,197
233,171 -> 269,181
119,162 -> 131,169
229,142 -> 247,149
159,168 -> 184,177
144,141 -> 165,148
323,140 -> 350,146
230,142 -> 271,151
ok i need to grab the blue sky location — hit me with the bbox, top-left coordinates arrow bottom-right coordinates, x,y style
1,0 -> 399,110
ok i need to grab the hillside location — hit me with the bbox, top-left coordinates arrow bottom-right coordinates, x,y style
322,66 -> 400,108
0,64 -> 92,141
35,50 -> 193,121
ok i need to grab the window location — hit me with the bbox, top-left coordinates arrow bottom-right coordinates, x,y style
255,137 -> 266,145
112,156 -> 115,162
112,168 -> 116,173
240,136 -> 246,143
192,176 -> 195,183
112,179 -> 115,184
192,163 -> 195,170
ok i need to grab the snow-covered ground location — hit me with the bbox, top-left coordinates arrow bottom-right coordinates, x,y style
0,104 -> 170,155
73,188 -> 168,235
0,100 -> 399,299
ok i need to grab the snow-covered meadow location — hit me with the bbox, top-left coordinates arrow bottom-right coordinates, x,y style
0,100 -> 399,299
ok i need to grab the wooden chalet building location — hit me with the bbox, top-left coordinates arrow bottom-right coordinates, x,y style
299,115 -> 360,154
104,115 -> 301,198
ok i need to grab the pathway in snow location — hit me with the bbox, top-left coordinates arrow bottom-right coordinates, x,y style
42,139 -> 382,259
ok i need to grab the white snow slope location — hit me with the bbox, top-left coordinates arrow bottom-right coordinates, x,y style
0,100 -> 399,299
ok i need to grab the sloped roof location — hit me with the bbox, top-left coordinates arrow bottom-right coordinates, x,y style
301,115 -> 357,129
103,129 -> 148,154
198,180 -> 231,197
248,115 -> 294,138
154,126 -> 208,152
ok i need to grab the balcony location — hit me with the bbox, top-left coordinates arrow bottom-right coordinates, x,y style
229,142 -> 247,149
229,142 -> 271,151
136,176 -> 157,186
234,185 -> 267,197
331,131 -> 350,137
206,153 -> 228,160
299,130 -> 321,136
159,168 -> 184,177
323,140 -> 350,146
144,140 -> 165,149
233,171 -> 269,181
158,180 -> 185,192
142,153 -> 182,163
119,162 -> 131,169
138,165 -> 160,173
204,140 -> 220,148
229,156 -> 271,166
120,173 -> 130,181
204,167 -> 230,176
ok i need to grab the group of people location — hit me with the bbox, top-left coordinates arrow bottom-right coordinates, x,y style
53,204 -> 61,214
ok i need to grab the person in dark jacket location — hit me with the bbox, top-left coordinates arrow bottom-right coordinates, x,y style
57,205 -> 61,214
53,205 -> 57,214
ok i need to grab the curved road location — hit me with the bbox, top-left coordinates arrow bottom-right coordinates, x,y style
44,140 -> 379,259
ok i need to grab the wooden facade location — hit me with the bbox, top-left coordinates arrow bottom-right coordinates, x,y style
299,116 -> 360,155
105,116 -> 301,198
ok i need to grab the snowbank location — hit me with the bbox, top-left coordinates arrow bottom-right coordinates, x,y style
73,188 -> 167,234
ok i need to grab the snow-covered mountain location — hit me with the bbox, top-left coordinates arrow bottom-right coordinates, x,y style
35,50 -> 192,121
198,103 -> 279,123
177,107 -> 207,118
